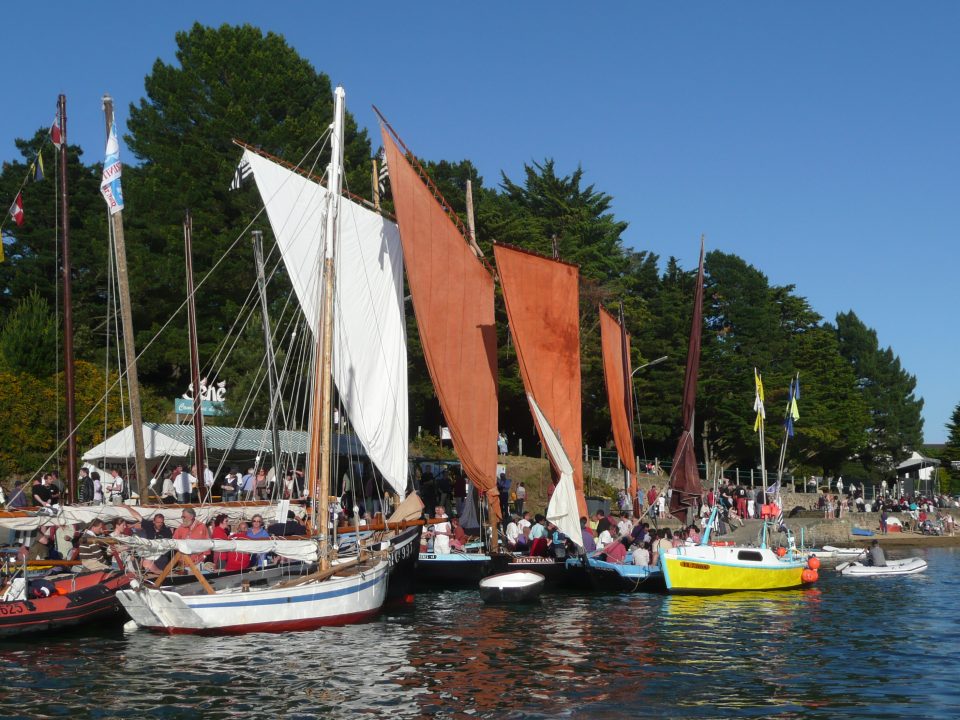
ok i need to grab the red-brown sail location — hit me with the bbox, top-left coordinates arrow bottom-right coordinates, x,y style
668,241 -> 706,523
381,130 -> 500,524
599,305 -> 637,499
493,243 -> 587,518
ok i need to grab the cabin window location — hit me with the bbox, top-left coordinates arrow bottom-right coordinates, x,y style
737,550 -> 763,562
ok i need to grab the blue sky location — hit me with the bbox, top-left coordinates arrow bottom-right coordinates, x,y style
3,3 -> 957,441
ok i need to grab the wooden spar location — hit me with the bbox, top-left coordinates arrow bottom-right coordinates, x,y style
58,95 -> 78,503
102,95 -> 149,501
371,158 -> 380,210
618,301 -> 635,499
183,212 -> 205,499
465,179 -> 483,258
252,230 -> 283,476
307,87 -> 346,572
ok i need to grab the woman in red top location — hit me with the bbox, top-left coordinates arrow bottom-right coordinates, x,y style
210,513 -> 231,568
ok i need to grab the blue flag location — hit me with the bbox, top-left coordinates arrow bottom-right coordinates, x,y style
100,121 -> 124,214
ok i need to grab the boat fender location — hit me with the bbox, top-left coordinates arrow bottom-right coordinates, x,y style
807,557 -> 820,571
801,568 -> 818,583
775,547 -> 786,558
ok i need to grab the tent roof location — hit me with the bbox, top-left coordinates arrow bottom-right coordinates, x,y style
83,422 -> 367,461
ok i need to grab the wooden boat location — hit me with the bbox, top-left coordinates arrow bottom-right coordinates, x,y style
489,553 -> 570,587
416,549 -> 493,586
479,570 -> 545,604
0,570 -> 130,638
836,557 -> 927,576
119,87 -> 401,634
564,555 -> 666,593
118,551 -> 389,635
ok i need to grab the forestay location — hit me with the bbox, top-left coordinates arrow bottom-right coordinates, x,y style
244,150 -> 408,498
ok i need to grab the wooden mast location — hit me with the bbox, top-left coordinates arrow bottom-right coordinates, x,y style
57,95 -> 78,502
183,211 -> 205,499
307,86 -> 345,571
102,95 -> 149,501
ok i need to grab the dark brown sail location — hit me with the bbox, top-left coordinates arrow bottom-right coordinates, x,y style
668,241 -> 705,523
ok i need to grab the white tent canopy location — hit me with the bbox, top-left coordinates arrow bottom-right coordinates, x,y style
82,424 -> 191,463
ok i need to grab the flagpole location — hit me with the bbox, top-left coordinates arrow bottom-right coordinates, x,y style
102,95 -> 148,503
57,95 -> 78,503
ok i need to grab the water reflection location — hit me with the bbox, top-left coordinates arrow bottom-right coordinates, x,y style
2,552 -> 960,718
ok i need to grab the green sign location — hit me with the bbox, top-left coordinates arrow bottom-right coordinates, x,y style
174,398 -> 225,416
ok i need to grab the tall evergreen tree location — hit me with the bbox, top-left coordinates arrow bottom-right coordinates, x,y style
834,310 -> 924,475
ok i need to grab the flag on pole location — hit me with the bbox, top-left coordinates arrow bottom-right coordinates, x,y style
753,368 -> 765,432
100,121 -> 124,214
8,193 -> 24,226
377,147 -> 389,196
33,153 -> 44,181
50,112 -> 63,149
228,157 -> 252,191
784,378 -> 800,437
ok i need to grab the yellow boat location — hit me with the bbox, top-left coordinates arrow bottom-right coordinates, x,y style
659,504 -> 821,594
659,543 -> 814,594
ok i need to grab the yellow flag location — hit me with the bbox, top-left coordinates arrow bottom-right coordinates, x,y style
753,368 -> 765,432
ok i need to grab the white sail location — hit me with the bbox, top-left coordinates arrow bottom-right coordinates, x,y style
244,150 -> 408,498
529,394 -> 584,549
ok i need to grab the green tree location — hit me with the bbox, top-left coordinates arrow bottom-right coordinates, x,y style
942,403 -> 960,493
834,310 -> 924,475
123,22 -> 374,405
0,289 -> 58,377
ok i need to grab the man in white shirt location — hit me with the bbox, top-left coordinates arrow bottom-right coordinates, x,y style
505,516 -> 520,548
173,465 -> 196,503
107,470 -> 125,505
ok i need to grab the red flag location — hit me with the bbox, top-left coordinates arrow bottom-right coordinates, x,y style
50,113 -> 63,149
9,193 -> 23,226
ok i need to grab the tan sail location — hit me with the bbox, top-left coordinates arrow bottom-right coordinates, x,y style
493,243 -> 586,518
380,130 -> 500,524
599,305 -> 637,498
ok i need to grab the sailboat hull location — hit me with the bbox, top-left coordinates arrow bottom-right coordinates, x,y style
416,553 -> 492,586
117,559 -> 389,635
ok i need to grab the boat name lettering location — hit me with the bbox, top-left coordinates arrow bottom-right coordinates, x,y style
391,540 -> 414,564
0,604 -> 25,615
512,557 -> 553,564
679,561 -> 711,570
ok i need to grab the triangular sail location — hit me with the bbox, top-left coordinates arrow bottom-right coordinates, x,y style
531,395 -> 584,549
380,130 -> 500,523
668,241 -> 706,523
493,243 -> 586,518
599,305 -> 637,499
244,149 -> 409,498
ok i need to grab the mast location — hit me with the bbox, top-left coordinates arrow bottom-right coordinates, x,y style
57,95 -> 78,503
102,95 -> 148,501
308,86 -> 345,570
252,229 -> 283,477
183,211 -> 205,498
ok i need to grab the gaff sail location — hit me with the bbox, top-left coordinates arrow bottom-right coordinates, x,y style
243,149 -> 409,499
380,130 -> 500,523
668,241 -> 706,524
493,243 -> 586,518
599,305 -> 637,498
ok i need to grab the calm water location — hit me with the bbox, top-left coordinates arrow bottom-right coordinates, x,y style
2,547 -> 958,719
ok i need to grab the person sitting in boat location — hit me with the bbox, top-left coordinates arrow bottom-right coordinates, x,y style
597,522 -> 615,548
515,525 -> 531,554
174,508 -> 211,565
18,525 -> 55,562
505,515 -> 520,549
450,516 -> 468,551
597,536 -> 630,564
137,513 -> 174,574
77,519 -> 112,572
687,524 -> 702,545
267,511 -> 308,537
580,517 -> 597,554
630,540 -> 651,567
865,539 -> 886,567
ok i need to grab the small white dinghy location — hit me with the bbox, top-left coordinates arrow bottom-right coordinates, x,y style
836,557 -> 928,576
479,571 -> 545,604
